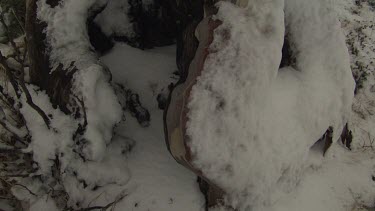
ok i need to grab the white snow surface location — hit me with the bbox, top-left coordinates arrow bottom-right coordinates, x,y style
100,43 -> 204,211
187,0 -> 355,209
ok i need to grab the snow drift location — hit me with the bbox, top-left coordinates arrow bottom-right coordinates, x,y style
184,0 -> 355,209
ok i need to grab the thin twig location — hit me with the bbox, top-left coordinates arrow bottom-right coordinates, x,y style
0,177 -> 36,196
18,77 -> 51,129
77,193 -> 128,211
12,183 -> 37,196
0,120 -> 26,145
10,9 -> 25,34
0,53 -> 50,129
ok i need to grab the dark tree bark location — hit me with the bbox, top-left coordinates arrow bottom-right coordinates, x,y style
25,0 -> 51,88
26,0 -> 75,114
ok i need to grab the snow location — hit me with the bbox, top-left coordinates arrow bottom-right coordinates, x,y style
334,0 -> 375,151
36,0 -> 99,69
0,43 -> 13,57
100,43 -> 204,211
94,0 -> 135,38
186,0 -> 355,209
20,87 -> 77,175
8,43 -> 205,211
4,0 -> 374,210
29,195 -> 59,211
37,0 -> 123,161
16,85 -> 129,209
269,145 -> 375,211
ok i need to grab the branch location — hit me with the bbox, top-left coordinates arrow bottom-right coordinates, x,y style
18,76 -> 51,129
76,193 -> 128,211
0,52 -> 50,129
12,183 -> 37,196
0,119 -> 27,141
0,177 -> 36,196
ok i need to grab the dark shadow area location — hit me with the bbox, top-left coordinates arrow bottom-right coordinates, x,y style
279,33 -> 296,69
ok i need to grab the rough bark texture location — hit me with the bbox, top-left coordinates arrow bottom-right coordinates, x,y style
26,0 -> 93,115
161,1 -> 232,209
26,0 -> 74,114
25,0 -> 50,88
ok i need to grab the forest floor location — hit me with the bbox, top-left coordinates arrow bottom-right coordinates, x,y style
0,0 -> 375,210
92,39 -> 375,210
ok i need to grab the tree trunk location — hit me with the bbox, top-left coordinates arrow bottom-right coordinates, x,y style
26,0 -> 74,114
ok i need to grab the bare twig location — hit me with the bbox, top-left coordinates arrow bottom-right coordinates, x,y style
87,191 -> 105,208
0,119 -> 26,145
0,53 -> 50,129
12,183 -> 37,196
18,76 -> 51,129
359,128 -> 375,151
0,177 -> 36,197
10,9 -> 25,34
76,193 -> 128,211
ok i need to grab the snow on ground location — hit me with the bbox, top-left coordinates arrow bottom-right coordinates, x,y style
16,43 -> 203,211
269,145 -> 375,211
268,1 -> 375,210
100,43 -> 205,211
1,0 -> 374,210
335,0 -> 375,151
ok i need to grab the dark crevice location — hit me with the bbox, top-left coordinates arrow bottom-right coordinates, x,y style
87,4 -> 114,55
46,0 -> 61,8
279,33 -> 296,69
310,126 -> 334,156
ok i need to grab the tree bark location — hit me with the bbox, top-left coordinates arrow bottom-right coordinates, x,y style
25,0 -> 50,88
26,0 -> 80,114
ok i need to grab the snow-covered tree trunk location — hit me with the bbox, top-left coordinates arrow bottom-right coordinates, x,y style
26,0 -> 74,114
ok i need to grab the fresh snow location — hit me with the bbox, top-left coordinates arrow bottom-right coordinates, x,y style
2,0 -> 375,211
100,43 -> 205,211
12,43 -> 204,211
37,0 -> 123,161
94,0 -> 135,38
186,0 -> 355,209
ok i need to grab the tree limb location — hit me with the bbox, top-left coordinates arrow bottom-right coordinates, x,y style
0,52 -> 50,129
